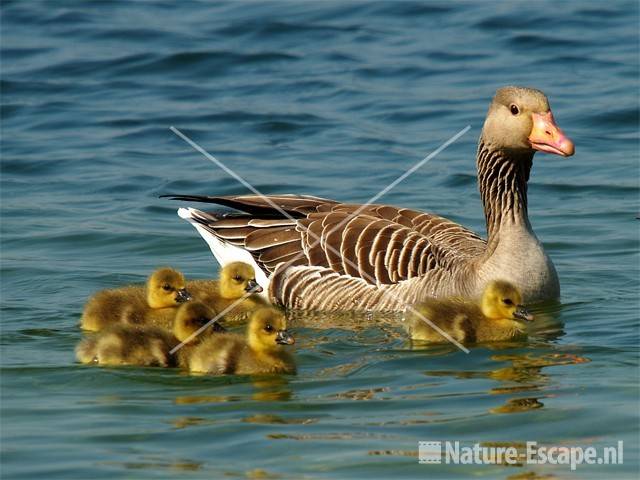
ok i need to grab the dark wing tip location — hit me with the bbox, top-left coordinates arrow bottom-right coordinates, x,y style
159,194 -> 215,201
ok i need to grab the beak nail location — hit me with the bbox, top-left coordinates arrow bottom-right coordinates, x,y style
176,289 -> 192,303
245,279 -> 263,293
275,330 -> 295,345
514,306 -> 534,322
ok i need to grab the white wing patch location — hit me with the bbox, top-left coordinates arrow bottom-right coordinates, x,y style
178,208 -> 270,299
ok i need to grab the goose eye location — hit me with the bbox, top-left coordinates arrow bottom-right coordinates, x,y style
502,298 -> 514,306
264,324 -> 273,333
233,275 -> 242,282
510,104 -> 519,115
162,284 -> 172,291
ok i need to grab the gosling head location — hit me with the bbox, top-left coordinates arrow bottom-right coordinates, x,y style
247,307 -> 294,353
480,280 -> 534,323
482,86 -> 574,157
173,301 -> 225,343
219,262 -> 263,299
146,267 -> 192,309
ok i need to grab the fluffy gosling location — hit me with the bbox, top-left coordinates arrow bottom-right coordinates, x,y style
187,262 -> 266,323
80,267 -> 192,331
405,280 -> 534,344
185,307 -> 296,375
76,302 -> 224,367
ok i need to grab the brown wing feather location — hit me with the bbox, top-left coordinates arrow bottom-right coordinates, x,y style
301,217 -> 329,267
172,194 -> 486,286
245,226 -> 299,250
323,224 -> 346,275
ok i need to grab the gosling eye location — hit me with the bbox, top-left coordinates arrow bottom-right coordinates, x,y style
502,298 -> 514,306
162,284 -> 172,291
233,275 -> 243,282
509,104 -> 519,115
264,324 -> 273,333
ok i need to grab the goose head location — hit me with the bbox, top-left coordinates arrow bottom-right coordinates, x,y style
481,86 -> 574,157
146,267 -> 192,309
480,280 -> 534,323
220,261 -> 263,299
173,301 -> 225,343
247,307 -> 294,353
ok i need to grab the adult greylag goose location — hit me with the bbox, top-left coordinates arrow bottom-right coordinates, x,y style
166,86 -> 574,311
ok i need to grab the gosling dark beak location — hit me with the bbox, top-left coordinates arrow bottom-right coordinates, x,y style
175,288 -> 192,303
245,279 -> 263,293
513,306 -> 534,322
210,321 -> 226,333
275,330 -> 295,345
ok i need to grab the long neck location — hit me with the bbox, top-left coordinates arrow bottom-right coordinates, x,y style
476,139 -> 534,246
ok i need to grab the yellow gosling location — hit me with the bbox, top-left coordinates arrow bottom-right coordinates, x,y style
80,267 -> 192,331
405,280 -> 534,344
187,262 -> 266,323
185,307 -> 296,375
76,302 -> 224,367
171,302 -> 226,368
75,325 -> 174,367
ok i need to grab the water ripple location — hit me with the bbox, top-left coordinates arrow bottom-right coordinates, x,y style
1,1 -> 638,479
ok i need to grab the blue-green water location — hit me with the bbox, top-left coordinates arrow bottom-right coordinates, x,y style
1,1 -> 639,479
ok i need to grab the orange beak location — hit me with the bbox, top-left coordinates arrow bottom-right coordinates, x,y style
528,111 -> 575,157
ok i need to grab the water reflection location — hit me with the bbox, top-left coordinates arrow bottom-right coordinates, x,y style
243,469 -> 282,479
173,376 -> 292,407
243,414 -> 317,425
525,301 -> 566,341
174,394 -> 242,404
171,416 -> 214,429
490,397 -> 545,414
103,458 -> 202,472
426,350 -> 590,415
330,386 -> 391,401
506,472 -> 560,479
251,376 -> 293,402
287,310 -> 404,334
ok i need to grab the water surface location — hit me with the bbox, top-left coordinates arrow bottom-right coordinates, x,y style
1,1 -> 639,479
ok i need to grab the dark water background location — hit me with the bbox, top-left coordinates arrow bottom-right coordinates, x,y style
1,1 -> 639,478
